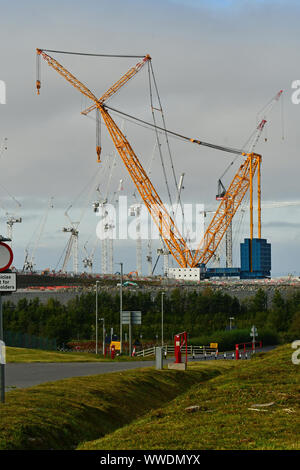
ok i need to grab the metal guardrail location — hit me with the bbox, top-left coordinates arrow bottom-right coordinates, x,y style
135,345 -> 218,358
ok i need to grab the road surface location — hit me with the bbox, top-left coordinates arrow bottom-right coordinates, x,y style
5,345 -> 276,390
5,360 -> 156,390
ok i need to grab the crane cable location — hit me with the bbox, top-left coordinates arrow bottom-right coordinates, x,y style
39,49 -> 146,59
147,63 -> 174,213
102,104 -> 245,155
148,62 -> 185,220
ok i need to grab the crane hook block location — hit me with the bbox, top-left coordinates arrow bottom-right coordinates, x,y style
96,146 -> 101,163
36,80 -> 41,95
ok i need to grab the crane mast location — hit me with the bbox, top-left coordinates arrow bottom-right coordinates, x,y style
36,49 -> 262,269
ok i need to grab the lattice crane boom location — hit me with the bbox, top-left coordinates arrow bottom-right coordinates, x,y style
36,49 -> 262,268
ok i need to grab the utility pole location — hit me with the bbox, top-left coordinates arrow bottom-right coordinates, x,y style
119,262 -> 123,354
100,317 -> 105,355
95,281 -> 100,354
161,292 -> 165,347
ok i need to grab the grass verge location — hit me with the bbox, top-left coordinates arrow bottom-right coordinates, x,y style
0,364 -> 223,450
6,347 -> 150,363
79,344 -> 299,450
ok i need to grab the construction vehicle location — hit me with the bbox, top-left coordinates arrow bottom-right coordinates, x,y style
36,49 -> 268,277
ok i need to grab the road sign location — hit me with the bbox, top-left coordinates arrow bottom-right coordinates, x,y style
0,272 -> 16,292
0,242 -> 13,272
121,311 -> 142,325
110,341 -> 120,351
0,341 -> 5,365
250,325 -> 258,337
210,343 -> 218,349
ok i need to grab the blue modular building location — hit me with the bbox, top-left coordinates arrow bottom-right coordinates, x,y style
202,238 -> 271,279
240,238 -> 271,279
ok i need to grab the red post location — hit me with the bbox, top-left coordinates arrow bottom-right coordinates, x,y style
235,344 -> 239,360
174,334 -> 181,363
111,344 -> 116,359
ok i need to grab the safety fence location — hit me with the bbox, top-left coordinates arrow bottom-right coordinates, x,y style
135,344 -> 218,358
3,330 -> 57,351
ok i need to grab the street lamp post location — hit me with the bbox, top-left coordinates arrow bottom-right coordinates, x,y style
95,281 -> 100,354
118,262 -> 123,354
161,292 -> 165,347
100,318 -> 105,355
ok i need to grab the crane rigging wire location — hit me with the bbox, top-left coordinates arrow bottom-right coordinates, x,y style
100,104 -> 246,156
147,62 -> 174,213
39,49 -> 146,59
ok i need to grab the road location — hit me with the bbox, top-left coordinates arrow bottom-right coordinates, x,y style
5,345 -> 277,390
5,360 -> 156,390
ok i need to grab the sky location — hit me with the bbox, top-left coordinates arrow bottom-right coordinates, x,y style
0,0 -> 300,276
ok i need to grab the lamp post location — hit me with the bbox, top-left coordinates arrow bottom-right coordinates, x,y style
161,292 -> 165,347
117,262 -> 123,354
95,280 -> 100,354
229,317 -> 234,331
99,318 -> 105,355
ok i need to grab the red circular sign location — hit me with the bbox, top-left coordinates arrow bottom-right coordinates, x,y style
0,242 -> 13,272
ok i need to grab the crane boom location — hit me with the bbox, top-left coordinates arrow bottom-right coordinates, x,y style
192,153 -> 261,266
81,55 -> 151,116
100,106 -> 193,267
36,49 -> 261,268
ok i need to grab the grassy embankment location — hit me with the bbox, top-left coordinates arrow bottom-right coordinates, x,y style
0,344 -> 298,450
80,344 -> 299,450
6,347 -> 148,363
0,361 -> 222,450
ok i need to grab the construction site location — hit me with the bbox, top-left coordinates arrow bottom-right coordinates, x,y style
1,2 -> 300,458
1,45 -> 300,301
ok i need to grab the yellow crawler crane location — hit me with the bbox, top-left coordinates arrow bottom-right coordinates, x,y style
36,49 -> 261,269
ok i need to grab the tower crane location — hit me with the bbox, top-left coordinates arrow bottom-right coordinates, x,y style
82,239 -> 99,273
216,89 -> 283,268
36,49 -> 264,272
23,197 -> 54,272
129,192 -> 142,276
61,206 -> 80,274
6,215 -> 22,248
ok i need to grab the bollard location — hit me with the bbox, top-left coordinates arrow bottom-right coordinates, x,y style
235,344 -> 239,360
224,352 -> 227,360
155,347 -> 163,370
174,334 -> 182,364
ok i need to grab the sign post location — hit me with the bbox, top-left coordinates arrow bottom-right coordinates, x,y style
0,295 -> 5,403
121,311 -> 141,356
250,325 -> 258,353
0,240 -> 15,403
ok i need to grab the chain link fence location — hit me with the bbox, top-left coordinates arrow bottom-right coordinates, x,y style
4,330 -> 57,351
